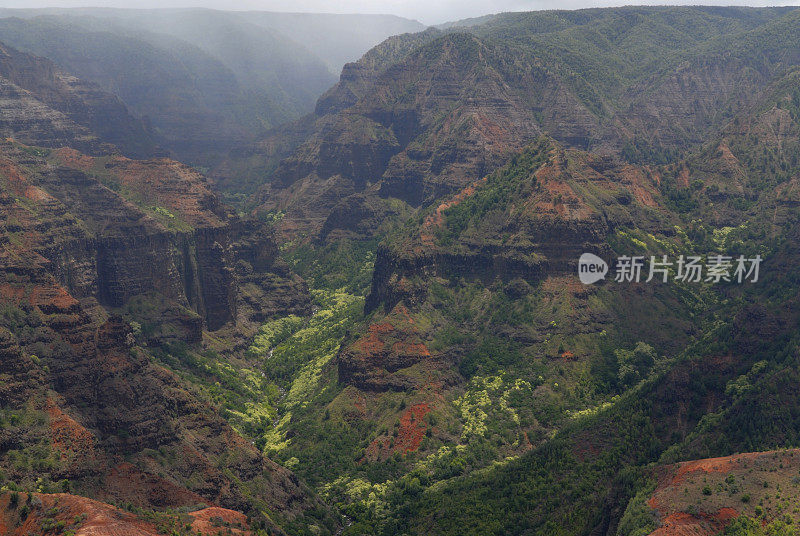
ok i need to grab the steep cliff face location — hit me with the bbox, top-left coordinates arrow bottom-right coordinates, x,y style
666,68 -> 800,227
231,220 -> 312,325
0,143 -> 228,330
613,56 -> 769,156
0,41 -> 155,157
255,32 -> 601,236
0,142 -> 308,333
0,147 -> 322,528
0,41 -> 328,528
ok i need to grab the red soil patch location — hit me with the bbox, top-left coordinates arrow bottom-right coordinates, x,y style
189,507 -> 252,535
520,431 -> 533,452
363,402 -> 432,460
364,403 -> 431,461
0,159 -> 29,198
391,341 -> 431,357
28,285 -> 79,313
52,147 -> 95,172
670,455 -> 740,485
530,176 -> 583,217
474,112 -> 507,139
392,303 -> 416,325
619,166 -> 658,207
0,492 -> 162,536
649,510 -> 736,536
46,400 -> 96,462
0,492 -> 249,536
0,284 -> 24,301
717,142 -> 741,169
370,322 -> 395,334
352,304 -> 428,360
395,403 -> 431,453
676,166 -> 690,189
534,157 -> 562,182
352,393 -> 367,416
541,276 -> 591,296
352,330 -> 386,357
102,463 -> 211,509
646,450 -> 800,535
21,185 -> 53,202
650,168 -> 663,187
354,321 -> 398,356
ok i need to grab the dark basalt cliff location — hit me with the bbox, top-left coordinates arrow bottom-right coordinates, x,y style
0,42 -> 325,531
0,142 -> 308,333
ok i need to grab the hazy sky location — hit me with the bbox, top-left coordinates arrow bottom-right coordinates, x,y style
0,0 -> 798,25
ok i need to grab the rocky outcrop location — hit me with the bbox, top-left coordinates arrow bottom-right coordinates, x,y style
0,490 -> 256,535
367,140 -> 671,312
338,304 -> 444,392
0,77 -> 99,155
1,146 -> 233,330
0,327 -> 43,407
231,220 -> 312,324
0,255 -> 330,530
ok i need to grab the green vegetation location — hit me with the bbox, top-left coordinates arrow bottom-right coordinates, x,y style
284,238 -> 378,294
724,515 -> 800,536
439,138 -> 550,244
258,289 -> 366,479
153,341 -> 281,439
616,480 -> 658,536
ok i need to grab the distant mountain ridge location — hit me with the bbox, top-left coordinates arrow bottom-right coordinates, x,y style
0,39 -> 155,157
0,8 -> 424,167
246,6 -> 800,237
0,8 -> 426,75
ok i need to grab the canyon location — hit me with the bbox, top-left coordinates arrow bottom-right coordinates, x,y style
3,6 -> 800,536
